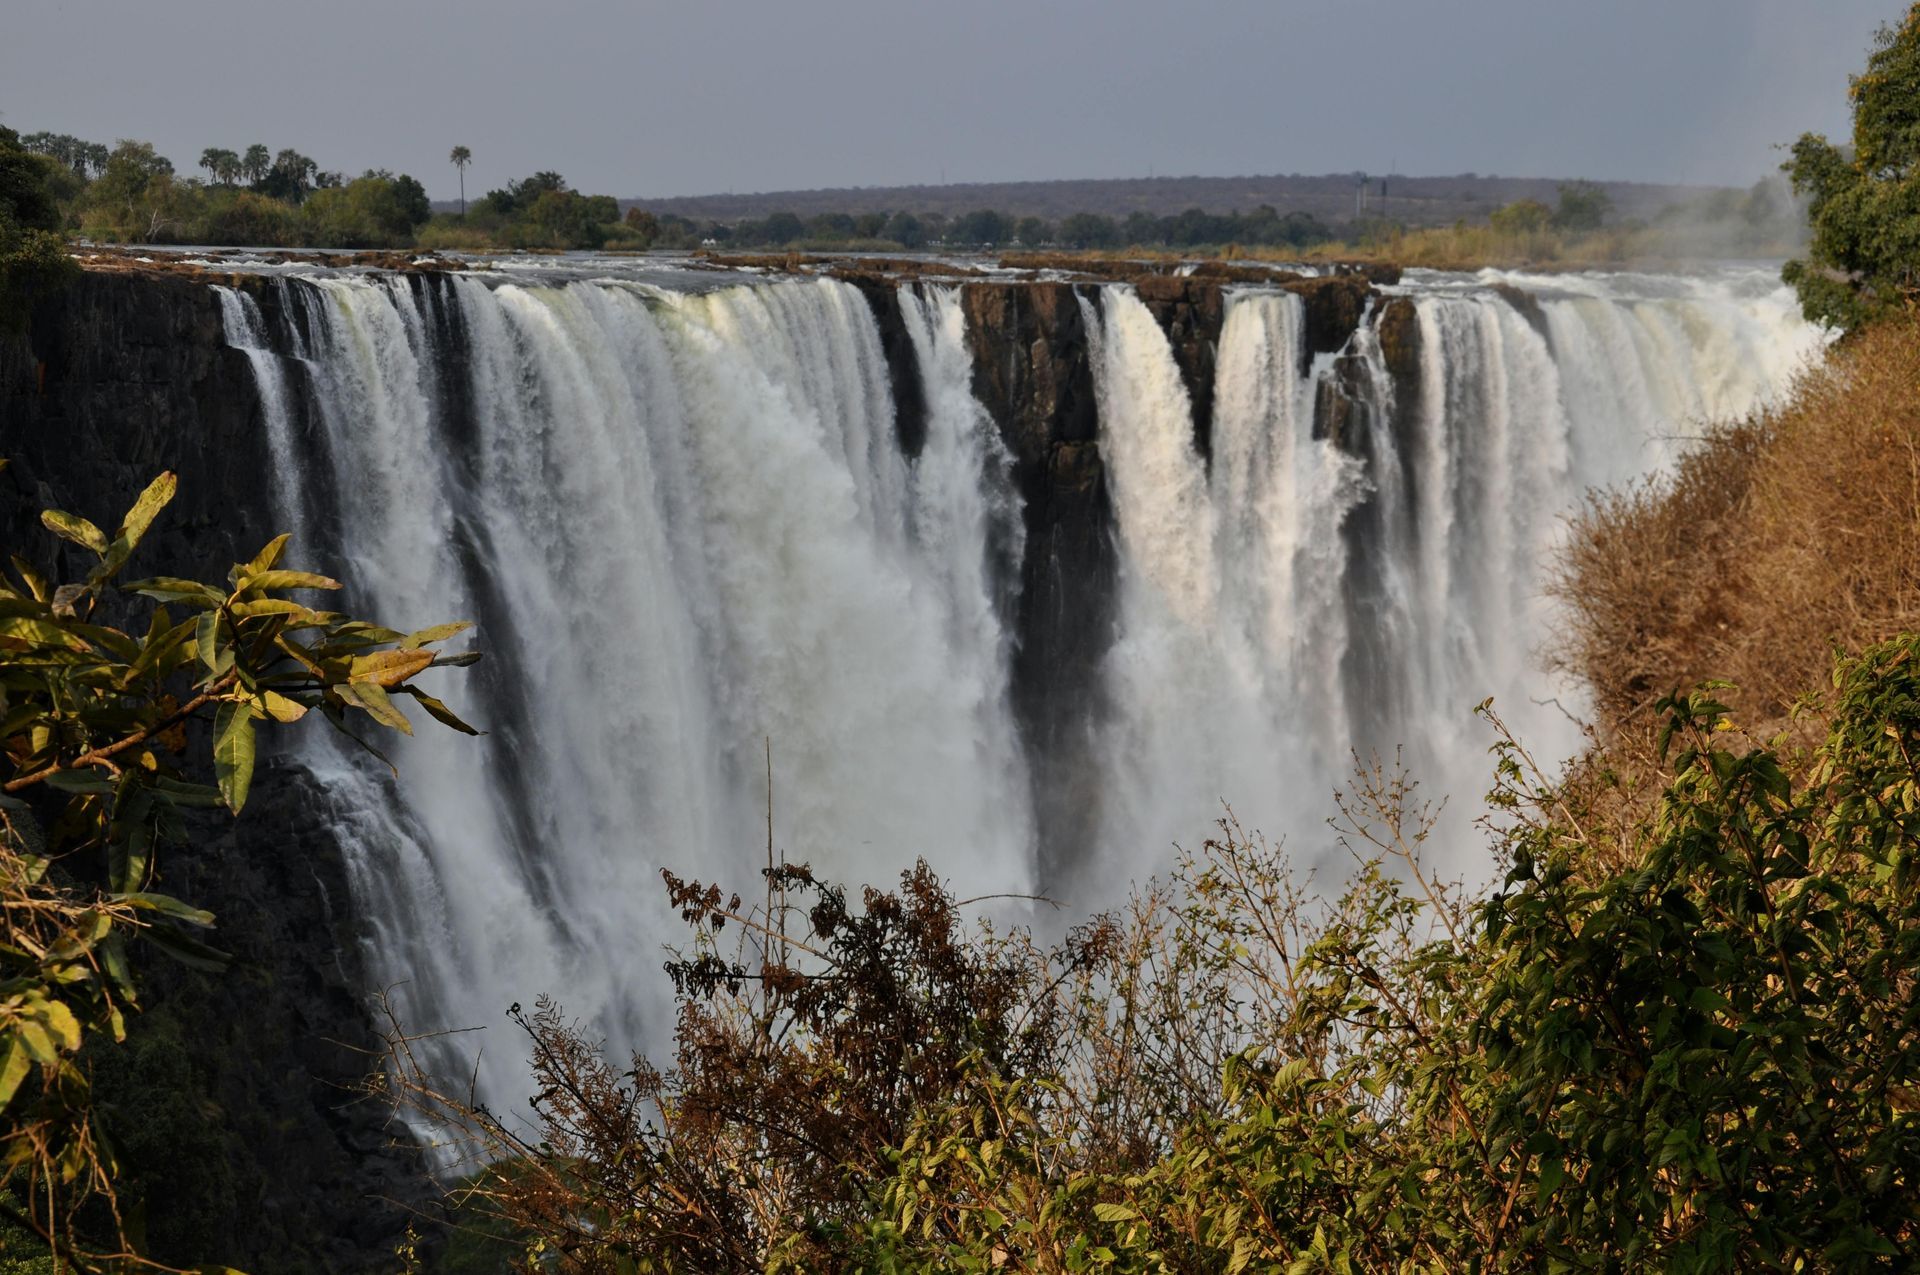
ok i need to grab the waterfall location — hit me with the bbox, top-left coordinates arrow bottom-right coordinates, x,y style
214,261 -> 1821,1110
218,274 -> 1036,1107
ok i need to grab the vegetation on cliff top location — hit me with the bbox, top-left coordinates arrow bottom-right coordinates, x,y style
0,127 -> 77,332
6,120 -> 1798,264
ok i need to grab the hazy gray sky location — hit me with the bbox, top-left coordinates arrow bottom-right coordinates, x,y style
2,0 -> 1903,201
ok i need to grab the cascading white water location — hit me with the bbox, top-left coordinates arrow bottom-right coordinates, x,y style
1074,266 -> 1821,886
220,273 -> 1035,1106
214,260 -> 1822,1111
1078,287 -> 1367,881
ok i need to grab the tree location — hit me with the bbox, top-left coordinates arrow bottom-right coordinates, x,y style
1120,209 -> 1164,246
1058,212 -> 1119,249
196,147 -> 241,187
622,206 -> 660,249
948,208 -> 1011,246
301,174 -> 433,248
448,144 -> 471,215
0,125 -> 76,331
405,642 -> 1920,1271
259,149 -> 317,204
1014,215 -> 1052,247
881,210 -> 924,248
78,141 -> 179,244
1489,197 -> 1552,235
759,210 -> 804,245
0,467 -> 478,1268
1551,179 -> 1612,232
240,143 -> 269,186
1783,3 -> 1920,330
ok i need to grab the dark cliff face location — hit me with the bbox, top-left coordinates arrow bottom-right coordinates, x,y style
957,281 -> 1112,881
0,271 -> 424,1274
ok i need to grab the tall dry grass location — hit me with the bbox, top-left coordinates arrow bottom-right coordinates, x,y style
1555,318 -> 1920,740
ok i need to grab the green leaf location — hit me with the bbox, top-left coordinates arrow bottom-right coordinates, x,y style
236,568 -> 342,595
122,615 -> 200,686
113,891 -> 216,926
337,681 -> 413,734
349,648 -> 436,688
117,471 -> 177,549
0,613 -> 88,650
213,699 -> 256,812
41,508 -> 107,555
38,1000 -> 81,1053
260,689 -> 308,723
197,610 -> 221,672
243,532 -> 291,578
1092,1203 -> 1140,1223
141,924 -> 233,971
17,1019 -> 56,1064
9,556 -> 49,603
147,776 -> 223,808
230,598 -> 321,622
43,769 -> 115,795
127,577 -> 226,608
400,685 -> 483,735
399,620 -> 474,649
0,1040 -> 31,1110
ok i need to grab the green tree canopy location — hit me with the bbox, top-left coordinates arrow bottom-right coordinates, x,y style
0,125 -> 77,331
1490,197 -> 1553,235
1552,179 -> 1613,231
1783,4 -> 1920,329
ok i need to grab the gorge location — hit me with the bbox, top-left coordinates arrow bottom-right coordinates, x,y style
0,254 -> 1820,1267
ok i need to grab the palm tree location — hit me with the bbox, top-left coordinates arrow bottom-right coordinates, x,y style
198,147 -> 222,182
242,143 -> 270,185
449,145 -> 472,216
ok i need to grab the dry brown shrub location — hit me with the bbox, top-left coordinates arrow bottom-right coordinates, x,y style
1556,316 -> 1920,751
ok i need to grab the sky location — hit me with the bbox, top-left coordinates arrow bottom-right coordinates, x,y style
1,0 -> 1904,202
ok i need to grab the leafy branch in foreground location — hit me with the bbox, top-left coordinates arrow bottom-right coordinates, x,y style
1,464 -> 479,1271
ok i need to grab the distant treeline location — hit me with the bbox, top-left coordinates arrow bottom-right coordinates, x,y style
12,129 -> 1801,260
14,129 -> 1343,252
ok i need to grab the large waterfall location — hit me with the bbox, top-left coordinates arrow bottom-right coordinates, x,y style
215,262 -> 1819,1104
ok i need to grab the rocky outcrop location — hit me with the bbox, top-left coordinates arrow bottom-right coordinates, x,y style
0,271 -> 426,1274
956,282 -> 1112,880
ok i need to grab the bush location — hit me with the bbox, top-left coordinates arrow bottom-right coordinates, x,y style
197,190 -> 301,248
1555,318 -> 1917,736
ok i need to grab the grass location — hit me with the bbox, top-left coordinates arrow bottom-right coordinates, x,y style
1554,316 -> 1920,745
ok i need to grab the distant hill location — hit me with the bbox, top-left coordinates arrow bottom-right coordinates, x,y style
602,172 -> 1729,229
